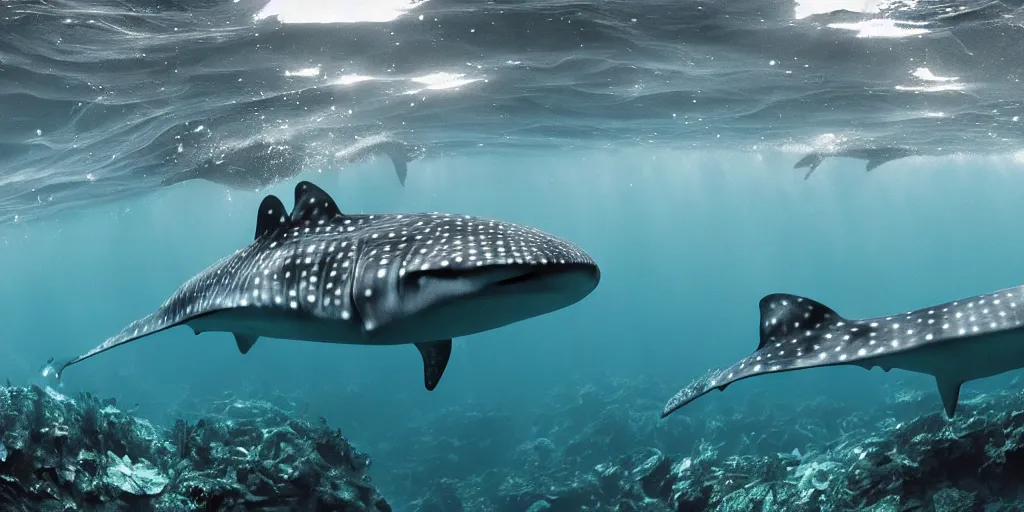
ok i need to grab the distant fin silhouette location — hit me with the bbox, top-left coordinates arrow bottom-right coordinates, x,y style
793,153 -> 826,180
385,147 -> 410,186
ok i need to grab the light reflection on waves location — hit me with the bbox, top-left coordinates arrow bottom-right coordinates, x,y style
0,0 -> 1020,223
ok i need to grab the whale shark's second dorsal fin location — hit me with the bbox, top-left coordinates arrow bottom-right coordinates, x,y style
291,181 -> 343,223
757,293 -> 843,350
254,194 -> 288,240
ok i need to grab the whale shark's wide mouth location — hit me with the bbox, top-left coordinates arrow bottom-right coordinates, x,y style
408,262 -> 599,292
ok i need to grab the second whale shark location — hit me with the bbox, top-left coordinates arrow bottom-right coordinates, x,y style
794,146 -> 917,179
661,285 -> 1024,419
161,134 -> 421,190
50,181 -> 600,390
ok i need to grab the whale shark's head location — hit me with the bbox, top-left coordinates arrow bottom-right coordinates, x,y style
347,206 -> 600,342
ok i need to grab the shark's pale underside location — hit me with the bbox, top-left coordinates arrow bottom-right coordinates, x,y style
662,287 -> 1024,419
51,181 -> 600,390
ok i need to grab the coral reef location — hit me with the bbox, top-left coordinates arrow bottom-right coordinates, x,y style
375,378 -> 1024,511
0,385 -> 390,511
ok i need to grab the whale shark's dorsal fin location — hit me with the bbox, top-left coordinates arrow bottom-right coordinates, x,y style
758,293 -> 843,350
291,181 -> 343,223
254,194 -> 288,240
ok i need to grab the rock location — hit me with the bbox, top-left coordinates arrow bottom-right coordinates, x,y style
932,488 -> 977,512
0,385 -> 390,511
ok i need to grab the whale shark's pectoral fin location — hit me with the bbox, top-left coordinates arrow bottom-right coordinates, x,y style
936,376 -> 962,418
865,158 -> 897,172
233,333 -> 259,355
254,194 -> 288,240
662,293 -> 867,418
414,339 -> 452,391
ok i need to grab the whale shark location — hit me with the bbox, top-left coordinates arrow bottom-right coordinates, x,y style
50,181 -> 600,390
794,146 -> 917,179
160,135 -> 420,189
661,286 -> 1024,419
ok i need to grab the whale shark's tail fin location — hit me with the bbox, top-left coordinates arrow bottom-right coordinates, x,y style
47,311 -> 185,380
661,293 -> 854,418
386,149 -> 409,186
794,153 -> 826,180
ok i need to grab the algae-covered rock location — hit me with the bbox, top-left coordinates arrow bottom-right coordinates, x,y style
0,385 -> 390,511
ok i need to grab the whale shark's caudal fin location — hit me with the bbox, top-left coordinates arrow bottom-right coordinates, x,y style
50,311 -> 185,379
661,293 -> 852,418
794,153 -> 826,180
50,193 -> 295,379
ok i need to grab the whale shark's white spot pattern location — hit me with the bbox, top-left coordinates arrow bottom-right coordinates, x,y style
57,182 -> 597,372
662,286 -> 1024,418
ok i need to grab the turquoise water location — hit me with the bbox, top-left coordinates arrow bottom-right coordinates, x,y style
5,149 -> 1024,502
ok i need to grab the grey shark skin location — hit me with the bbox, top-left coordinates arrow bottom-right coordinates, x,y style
161,142 -> 305,190
51,181 -> 600,390
333,133 -> 421,187
661,287 -> 1024,419
161,135 -> 419,189
794,146 -> 917,179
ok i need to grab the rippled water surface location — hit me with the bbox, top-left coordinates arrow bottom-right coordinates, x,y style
1,0 -> 1023,222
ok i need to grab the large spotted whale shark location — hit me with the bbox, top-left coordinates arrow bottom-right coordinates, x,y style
50,181 -> 600,390
662,287 -> 1024,419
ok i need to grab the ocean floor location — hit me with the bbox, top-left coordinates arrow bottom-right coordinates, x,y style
4,379 -> 1024,511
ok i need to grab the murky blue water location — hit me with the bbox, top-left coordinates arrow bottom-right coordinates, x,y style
3,0 -> 1024,508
